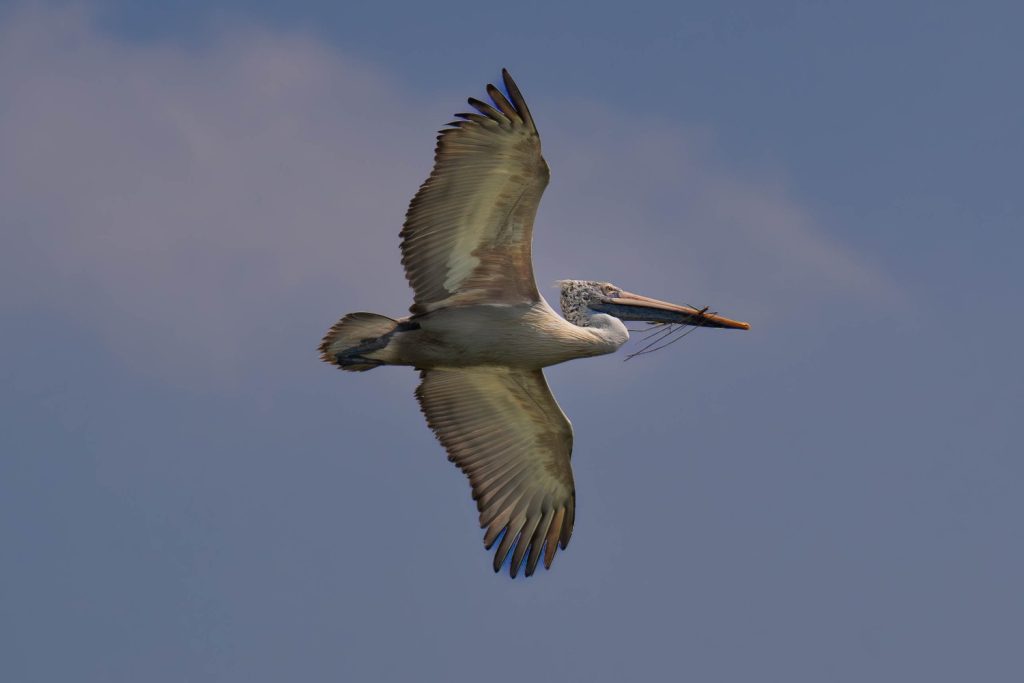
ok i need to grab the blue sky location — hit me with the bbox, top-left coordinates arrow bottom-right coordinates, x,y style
1,2 -> 1021,681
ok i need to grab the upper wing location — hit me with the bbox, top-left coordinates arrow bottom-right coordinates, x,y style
400,69 -> 549,315
416,367 -> 575,578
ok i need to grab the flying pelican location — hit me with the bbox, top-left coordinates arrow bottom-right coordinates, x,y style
319,70 -> 749,578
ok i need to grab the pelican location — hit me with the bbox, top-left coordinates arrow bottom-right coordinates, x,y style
319,70 -> 749,577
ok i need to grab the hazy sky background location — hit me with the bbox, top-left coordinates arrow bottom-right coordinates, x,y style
2,1 -> 1021,681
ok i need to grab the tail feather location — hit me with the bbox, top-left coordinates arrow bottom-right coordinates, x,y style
319,312 -> 398,371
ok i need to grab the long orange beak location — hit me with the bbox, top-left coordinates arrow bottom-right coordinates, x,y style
594,290 -> 750,330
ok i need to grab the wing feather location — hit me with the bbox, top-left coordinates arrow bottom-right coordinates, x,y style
400,70 -> 549,314
416,367 -> 575,577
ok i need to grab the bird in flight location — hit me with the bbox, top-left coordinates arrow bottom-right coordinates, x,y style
320,70 -> 749,577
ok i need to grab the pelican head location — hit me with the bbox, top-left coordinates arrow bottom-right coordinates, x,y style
557,279 -> 750,330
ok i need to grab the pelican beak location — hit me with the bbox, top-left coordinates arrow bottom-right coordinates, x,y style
592,291 -> 750,330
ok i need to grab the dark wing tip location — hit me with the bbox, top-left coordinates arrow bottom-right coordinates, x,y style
439,70 -> 538,136
500,69 -> 535,131
467,96 -> 508,124
500,68 -> 516,93
500,68 -> 516,92
485,82 -> 517,121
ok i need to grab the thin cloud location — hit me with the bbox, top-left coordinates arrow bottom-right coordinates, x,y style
1,4 -> 420,384
534,107 -> 901,318
0,4 -> 899,386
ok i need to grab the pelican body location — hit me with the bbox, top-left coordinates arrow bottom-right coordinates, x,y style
320,70 -> 748,577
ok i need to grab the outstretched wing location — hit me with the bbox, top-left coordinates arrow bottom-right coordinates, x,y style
416,367 -> 575,577
401,69 -> 549,315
